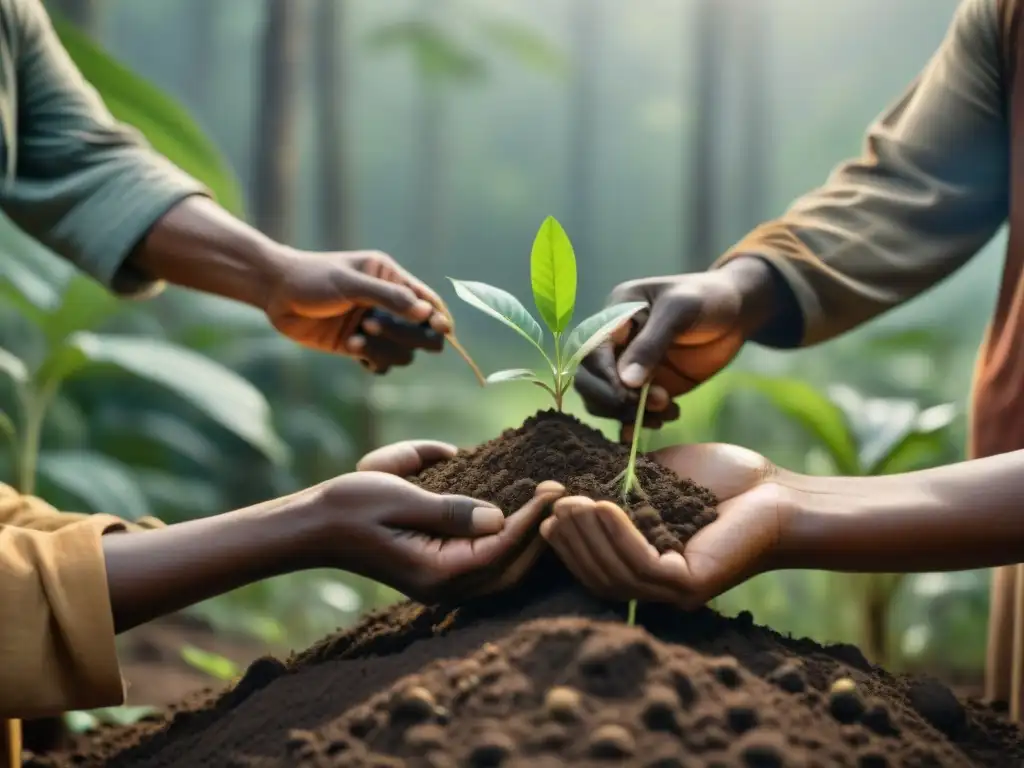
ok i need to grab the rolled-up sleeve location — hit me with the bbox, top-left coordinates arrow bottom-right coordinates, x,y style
0,482 -> 164,533
715,0 -> 1008,347
3,0 -> 208,297
0,513 -> 129,719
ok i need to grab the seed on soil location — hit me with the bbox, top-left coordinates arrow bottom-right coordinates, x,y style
830,677 -> 857,694
390,686 -> 436,722
543,686 -> 582,721
586,723 -> 637,759
829,687 -> 867,724
767,662 -> 806,694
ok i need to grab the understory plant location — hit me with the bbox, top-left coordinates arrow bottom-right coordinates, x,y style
621,381 -> 652,627
449,215 -> 646,410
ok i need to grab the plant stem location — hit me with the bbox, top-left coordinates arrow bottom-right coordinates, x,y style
18,382 -> 57,496
620,381 -> 652,497
444,331 -> 485,386
626,599 -> 637,626
553,333 -> 564,411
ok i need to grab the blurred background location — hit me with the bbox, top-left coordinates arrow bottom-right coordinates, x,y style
4,0 -> 1002,732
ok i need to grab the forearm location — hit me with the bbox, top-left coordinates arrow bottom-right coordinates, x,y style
779,451 -> 1024,573
129,196 -> 290,311
103,490 -> 322,633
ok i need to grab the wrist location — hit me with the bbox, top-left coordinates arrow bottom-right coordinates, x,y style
718,255 -> 802,347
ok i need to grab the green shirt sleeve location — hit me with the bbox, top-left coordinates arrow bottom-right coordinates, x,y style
713,0 -> 1008,346
2,0 -> 209,297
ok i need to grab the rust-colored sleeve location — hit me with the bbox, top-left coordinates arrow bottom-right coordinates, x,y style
0,483 -> 164,533
715,0 -> 1008,346
0,513 -> 131,719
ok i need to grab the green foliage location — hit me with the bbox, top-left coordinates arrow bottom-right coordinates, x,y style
180,644 -> 241,682
50,17 -> 245,216
65,706 -> 158,734
450,216 -> 645,410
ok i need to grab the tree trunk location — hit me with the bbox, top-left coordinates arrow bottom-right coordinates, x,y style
684,0 -> 723,269
567,0 -> 599,260
412,1 -> 446,286
251,0 -> 304,242
311,0 -> 378,452
734,0 -> 769,237
48,0 -> 101,36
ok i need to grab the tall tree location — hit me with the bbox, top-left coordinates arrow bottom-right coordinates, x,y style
251,0 -> 304,242
567,0 -> 600,265
684,0 -> 724,269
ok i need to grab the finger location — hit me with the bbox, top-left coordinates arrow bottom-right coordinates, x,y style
343,270 -> 437,325
545,497 -> 610,593
432,482 -> 565,577
594,502 -> 690,603
360,337 -> 416,369
566,501 -> 638,594
362,311 -> 445,352
356,440 -> 458,475
559,498 -> 614,591
618,297 -> 699,389
392,491 -> 505,537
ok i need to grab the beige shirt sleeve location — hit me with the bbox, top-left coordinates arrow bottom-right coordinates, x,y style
0,513 -> 130,719
715,0 -> 1008,346
0,482 -> 164,533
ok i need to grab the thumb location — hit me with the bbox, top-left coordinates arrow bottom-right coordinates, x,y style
389,487 -> 506,538
617,296 -> 697,388
345,272 -> 434,323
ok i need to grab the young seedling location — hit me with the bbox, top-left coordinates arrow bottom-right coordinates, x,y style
449,216 -> 646,410
620,381 -> 652,628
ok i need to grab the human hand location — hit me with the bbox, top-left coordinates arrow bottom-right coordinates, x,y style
539,443 -> 796,609
320,440 -> 565,603
265,249 -> 452,373
574,259 -> 776,441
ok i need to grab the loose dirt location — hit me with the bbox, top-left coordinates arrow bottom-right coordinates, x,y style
25,412 -> 1024,767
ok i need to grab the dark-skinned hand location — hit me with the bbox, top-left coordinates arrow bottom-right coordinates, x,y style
574,271 -> 747,442
266,250 -> 450,374
345,440 -> 565,603
540,443 -> 793,609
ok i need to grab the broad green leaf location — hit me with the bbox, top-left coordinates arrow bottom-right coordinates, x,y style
53,333 -> 287,463
874,432 -> 951,476
88,706 -> 159,727
828,385 -> 919,474
38,450 -> 151,521
530,216 -> 577,333
51,18 -> 244,215
0,345 -> 27,386
486,368 -> 541,384
180,644 -> 241,682
40,277 -> 120,347
563,302 -> 647,372
477,19 -> 567,75
367,21 -> 486,82
739,375 -> 860,475
449,279 -> 546,352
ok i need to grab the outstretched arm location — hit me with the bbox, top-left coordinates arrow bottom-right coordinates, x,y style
718,0 -> 1008,348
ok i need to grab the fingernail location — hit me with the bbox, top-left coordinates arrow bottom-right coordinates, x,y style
660,550 -> 688,576
471,506 -> 505,534
535,481 -> 565,497
620,363 -> 646,388
347,335 -> 366,353
363,319 -> 382,336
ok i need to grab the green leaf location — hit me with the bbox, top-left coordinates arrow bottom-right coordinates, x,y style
477,19 -> 567,75
87,706 -> 159,727
40,277 -> 121,348
51,333 -> 287,464
0,345 -> 28,387
367,21 -> 487,82
486,368 -> 541,384
449,279 -> 547,354
562,302 -> 647,372
51,17 -> 244,216
37,450 -> 151,521
827,385 -> 920,473
530,216 -> 577,334
739,375 -> 860,475
180,644 -> 241,682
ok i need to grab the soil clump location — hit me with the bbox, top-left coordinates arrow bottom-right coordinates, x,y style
24,413 -> 1024,767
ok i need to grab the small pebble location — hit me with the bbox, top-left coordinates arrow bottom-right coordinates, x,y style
587,724 -> 636,759
831,677 -> 857,694
544,686 -> 582,721
390,686 -> 436,722
642,685 -> 681,732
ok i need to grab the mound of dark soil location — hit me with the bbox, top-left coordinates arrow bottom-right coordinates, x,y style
24,412 -> 1024,767
412,410 -> 718,553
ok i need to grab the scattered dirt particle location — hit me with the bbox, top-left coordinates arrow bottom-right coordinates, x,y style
543,686 -> 582,722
